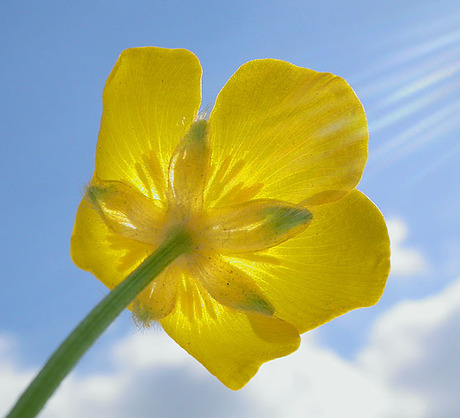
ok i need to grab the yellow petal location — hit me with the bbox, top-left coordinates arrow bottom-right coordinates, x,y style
160,274 -> 300,390
202,199 -> 312,253
206,59 -> 367,208
86,178 -> 164,245
96,47 -> 202,202
225,190 -> 390,334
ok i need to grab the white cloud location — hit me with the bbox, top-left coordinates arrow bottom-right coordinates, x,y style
387,218 -> 430,277
359,277 -> 460,417
2,277 -> 460,418
0,337 -> 35,417
247,334 -> 424,418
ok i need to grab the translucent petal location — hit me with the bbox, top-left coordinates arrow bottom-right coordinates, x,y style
95,47 -> 202,202
202,199 -> 312,253
225,190 -> 390,334
206,59 -> 367,208
192,251 -> 274,315
85,178 -> 164,245
160,274 -> 300,390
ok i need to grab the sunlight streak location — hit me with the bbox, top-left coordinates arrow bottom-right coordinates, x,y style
355,16 -> 460,176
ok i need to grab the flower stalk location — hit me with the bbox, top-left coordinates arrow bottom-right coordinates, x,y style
7,227 -> 193,418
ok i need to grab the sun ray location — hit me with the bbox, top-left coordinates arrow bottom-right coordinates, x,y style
351,16 -> 460,179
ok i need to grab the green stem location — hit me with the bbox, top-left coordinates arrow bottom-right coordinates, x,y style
7,227 -> 193,418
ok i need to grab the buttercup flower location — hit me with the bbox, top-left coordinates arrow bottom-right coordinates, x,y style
71,47 -> 390,389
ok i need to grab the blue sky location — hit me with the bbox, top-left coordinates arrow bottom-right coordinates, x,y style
1,1 -> 459,417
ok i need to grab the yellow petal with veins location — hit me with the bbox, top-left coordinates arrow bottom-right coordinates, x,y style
95,47 -> 202,202
206,59 -> 367,208
226,190 -> 390,333
160,274 -> 300,390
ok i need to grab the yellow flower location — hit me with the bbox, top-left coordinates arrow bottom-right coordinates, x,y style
71,47 -> 390,390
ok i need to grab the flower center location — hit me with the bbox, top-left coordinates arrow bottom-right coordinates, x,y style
85,119 -> 314,323
165,119 -> 313,254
